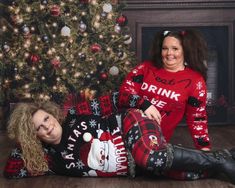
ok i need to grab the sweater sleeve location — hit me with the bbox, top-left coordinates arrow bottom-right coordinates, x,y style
75,91 -> 152,117
185,77 -> 211,150
4,146 -> 52,179
119,63 -> 146,95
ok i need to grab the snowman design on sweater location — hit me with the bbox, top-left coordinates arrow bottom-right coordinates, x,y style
81,129 -> 123,175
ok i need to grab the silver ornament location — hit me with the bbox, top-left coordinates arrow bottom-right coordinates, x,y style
61,26 -> 71,37
103,3 -> 112,13
109,66 -> 119,75
124,35 -> 132,44
79,22 -> 87,32
114,24 -> 121,33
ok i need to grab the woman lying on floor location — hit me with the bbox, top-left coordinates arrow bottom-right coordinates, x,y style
3,91 -> 235,184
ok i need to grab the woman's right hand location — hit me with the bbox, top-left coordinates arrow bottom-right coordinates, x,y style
144,105 -> 162,125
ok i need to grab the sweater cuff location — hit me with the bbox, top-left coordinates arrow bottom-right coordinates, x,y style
140,100 -> 152,112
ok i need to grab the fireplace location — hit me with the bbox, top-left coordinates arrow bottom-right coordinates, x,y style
122,0 -> 235,124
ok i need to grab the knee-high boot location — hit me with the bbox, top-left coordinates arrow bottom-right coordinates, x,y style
168,145 -> 235,184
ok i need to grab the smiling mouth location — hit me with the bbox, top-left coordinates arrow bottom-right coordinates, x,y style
166,57 -> 175,61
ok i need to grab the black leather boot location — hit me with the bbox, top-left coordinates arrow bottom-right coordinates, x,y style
169,145 -> 235,184
230,148 -> 235,159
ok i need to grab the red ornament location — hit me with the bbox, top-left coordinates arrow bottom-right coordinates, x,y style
50,5 -> 61,17
50,58 -> 61,68
116,15 -> 128,26
100,72 -> 108,81
90,43 -> 101,53
30,54 -> 40,63
180,30 -> 187,36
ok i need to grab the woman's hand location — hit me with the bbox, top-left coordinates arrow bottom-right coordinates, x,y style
144,105 -> 162,125
201,147 -> 211,151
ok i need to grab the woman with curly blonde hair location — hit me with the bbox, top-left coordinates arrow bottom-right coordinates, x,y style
7,101 -> 64,175
4,92 -> 235,185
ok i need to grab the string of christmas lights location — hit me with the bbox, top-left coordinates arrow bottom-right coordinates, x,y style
0,0 -> 135,103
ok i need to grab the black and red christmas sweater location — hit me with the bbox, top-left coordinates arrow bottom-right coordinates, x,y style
4,92 -> 151,178
120,61 -> 211,149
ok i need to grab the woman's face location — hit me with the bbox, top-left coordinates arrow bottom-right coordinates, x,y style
32,109 -> 62,145
161,36 -> 184,72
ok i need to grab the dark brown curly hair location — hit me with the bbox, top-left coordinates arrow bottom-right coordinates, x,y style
149,29 -> 208,81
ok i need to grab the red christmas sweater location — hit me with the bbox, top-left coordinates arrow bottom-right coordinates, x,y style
120,61 -> 211,149
4,92 -> 151,178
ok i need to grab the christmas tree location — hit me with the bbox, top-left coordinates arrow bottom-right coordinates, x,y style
0,0 -> 136,104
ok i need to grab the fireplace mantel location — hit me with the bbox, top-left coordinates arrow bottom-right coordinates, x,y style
122,0 -> 235,9
121,0 -> 235,124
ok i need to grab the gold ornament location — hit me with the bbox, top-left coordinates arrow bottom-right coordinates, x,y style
83,88 -> 96,100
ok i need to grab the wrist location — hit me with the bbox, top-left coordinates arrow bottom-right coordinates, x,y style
140,100 -> 152,111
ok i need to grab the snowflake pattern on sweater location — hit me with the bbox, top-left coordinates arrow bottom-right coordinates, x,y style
120,61 -> 211,149
4,92 -> 151,178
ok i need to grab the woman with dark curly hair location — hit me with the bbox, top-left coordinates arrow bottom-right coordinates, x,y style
120,29 -> 214,180
120,29 -> 209,150
120,30 -> 208,150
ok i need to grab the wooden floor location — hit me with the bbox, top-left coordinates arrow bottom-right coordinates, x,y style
1,125 -> 235,188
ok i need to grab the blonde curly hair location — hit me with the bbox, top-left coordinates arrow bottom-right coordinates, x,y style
7,101 -> 64,175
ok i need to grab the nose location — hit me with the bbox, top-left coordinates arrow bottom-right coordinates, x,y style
166,49 -> 172,55
101,155 -> 105,160
41,123 -> 49,130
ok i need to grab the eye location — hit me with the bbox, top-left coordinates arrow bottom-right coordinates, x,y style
44,116 -> 49,122
36,115 -> 49,132
36,125 -> 42,132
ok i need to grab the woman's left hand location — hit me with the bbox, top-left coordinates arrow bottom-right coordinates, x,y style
144,105 -> 162,125
201,147 -> 211,151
